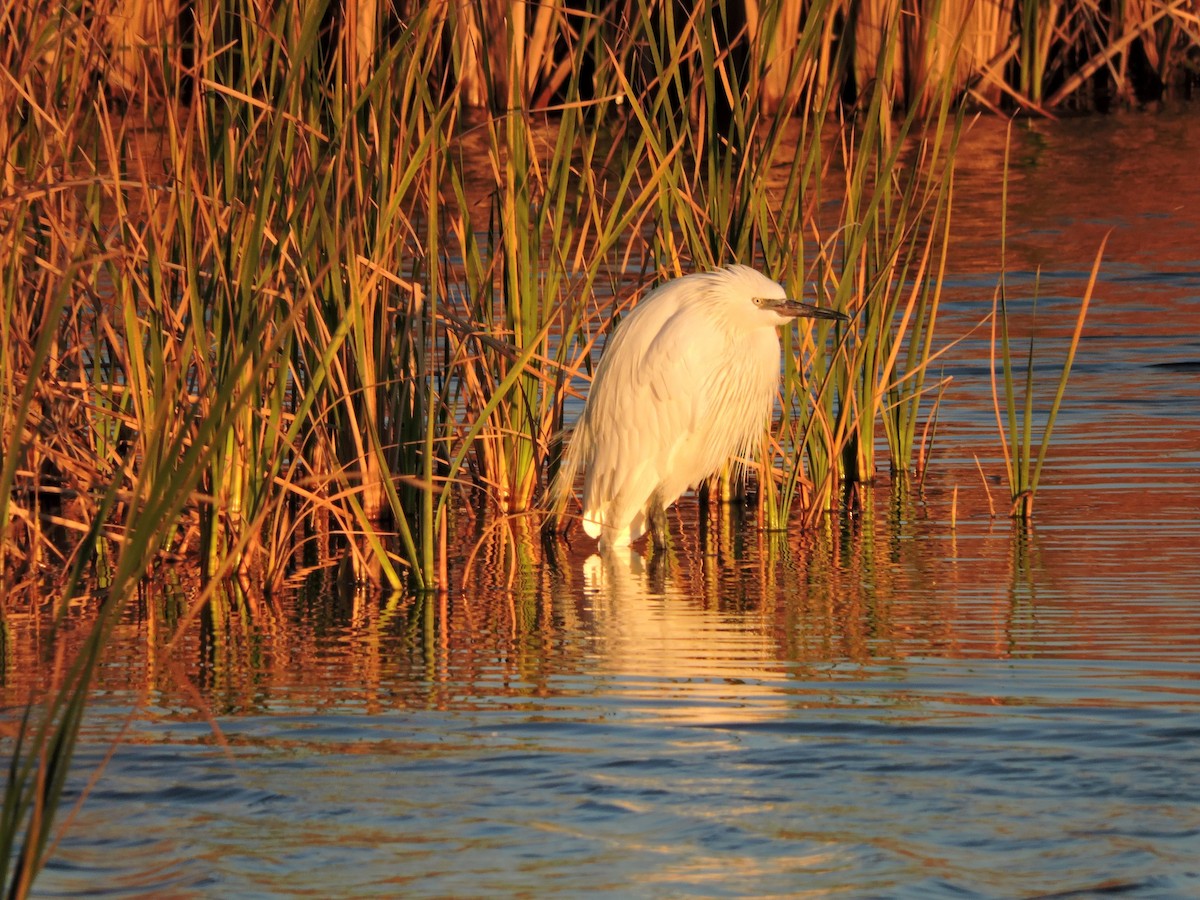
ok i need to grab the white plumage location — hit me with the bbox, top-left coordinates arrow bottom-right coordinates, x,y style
553,265 -> 843,551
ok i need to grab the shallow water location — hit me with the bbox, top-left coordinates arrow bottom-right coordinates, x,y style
9,112 -> 1200,897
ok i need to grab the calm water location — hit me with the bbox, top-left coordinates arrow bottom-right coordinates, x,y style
9,112 -> 1200,897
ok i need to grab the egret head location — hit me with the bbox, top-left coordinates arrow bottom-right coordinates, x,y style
709,265 -> 846,328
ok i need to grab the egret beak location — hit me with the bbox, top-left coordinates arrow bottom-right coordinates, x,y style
766,297 -> 848,322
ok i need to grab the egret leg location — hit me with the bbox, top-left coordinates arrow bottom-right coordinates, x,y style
647,497 -> 671,552
646,539 -> 673,592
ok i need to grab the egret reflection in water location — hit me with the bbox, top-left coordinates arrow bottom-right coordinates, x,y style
582,548 -> 790,724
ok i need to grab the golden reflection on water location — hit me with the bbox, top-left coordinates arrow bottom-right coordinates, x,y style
4,448 -> 1199,721
579,548 -> 794,723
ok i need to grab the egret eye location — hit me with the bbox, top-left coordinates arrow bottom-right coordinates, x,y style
752,296 -> 766,307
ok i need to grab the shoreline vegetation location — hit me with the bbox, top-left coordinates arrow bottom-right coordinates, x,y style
0,2 -> 1174,889
2,0 -> 1168,598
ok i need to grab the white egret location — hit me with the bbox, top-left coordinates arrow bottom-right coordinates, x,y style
553,264 -> 845,551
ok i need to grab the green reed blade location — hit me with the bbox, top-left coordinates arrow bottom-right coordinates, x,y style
1029,235 -> 1106,492
1020,281 -> 1041,495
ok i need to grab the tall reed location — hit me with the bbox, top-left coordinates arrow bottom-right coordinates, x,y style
990,126 -> 1105,521
991,262 -> 1102,520
0,60 -> 301,889
761,7 -> 964,532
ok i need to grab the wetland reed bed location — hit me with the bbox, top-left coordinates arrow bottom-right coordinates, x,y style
3,0 -> 987,597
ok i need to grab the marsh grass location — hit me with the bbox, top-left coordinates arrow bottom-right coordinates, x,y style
990,129 -> 1106,521
991,255 -> 1104,520
762,26 -> 965,531
0,233 -> 292,898
0,0 -> 1140,598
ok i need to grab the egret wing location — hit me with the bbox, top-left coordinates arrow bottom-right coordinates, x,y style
581,306 -> 726,535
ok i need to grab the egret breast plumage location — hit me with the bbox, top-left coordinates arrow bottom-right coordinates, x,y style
553,264 -> 844,551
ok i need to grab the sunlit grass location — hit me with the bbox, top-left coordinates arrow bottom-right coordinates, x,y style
0,0 -> 1154,598
990,127 -> 1106,521
991,255 -> 1105,521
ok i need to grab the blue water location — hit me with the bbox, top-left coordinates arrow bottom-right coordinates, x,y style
49,651 -> 1200,896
